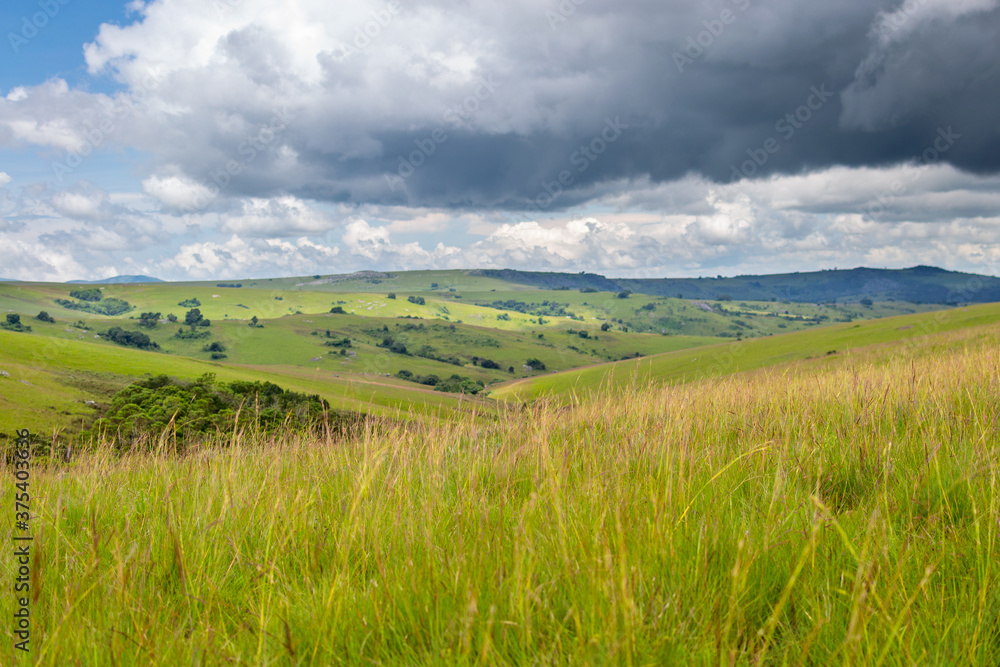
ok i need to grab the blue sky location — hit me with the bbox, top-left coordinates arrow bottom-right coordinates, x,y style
1,0 -> 1000,282
1,0 -> 130,91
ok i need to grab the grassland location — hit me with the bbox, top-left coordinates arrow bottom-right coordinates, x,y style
3,303 -> 1000,664
492,301 -> 1000,401
12,273 -> 931,439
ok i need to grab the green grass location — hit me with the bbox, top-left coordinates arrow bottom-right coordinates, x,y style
3,311 -> 1000,663
492,302 -> 1000,401
0,277 -> 978,441
0,329 -> 486,437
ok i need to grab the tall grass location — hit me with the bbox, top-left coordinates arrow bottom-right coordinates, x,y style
4,326 -> 1000,664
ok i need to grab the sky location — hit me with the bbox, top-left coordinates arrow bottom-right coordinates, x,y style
1,0 -> 1000,281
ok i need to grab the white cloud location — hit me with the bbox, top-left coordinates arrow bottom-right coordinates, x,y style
51,190 -> 109,220
157,235 -> 340,279
142,174 -> 215,210
220,196 -> 336,236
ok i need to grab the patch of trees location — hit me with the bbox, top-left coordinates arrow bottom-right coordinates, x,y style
36,311 -> 55,323
387,293 -> 396,299
377,336 -> 408,354
56,296 -> 134,316
173,328 -> 211,340
83,374 -> 354,448
396,370 -> 484,394
185,308 -> 210,328
407,296 -> 426,306
178,298 -> 201,307
323,336 -> 352,348
567,329 -> 597,340
216,283 -> 242,288
413,345 -> 462,366
330,306 -> 346,314
138,312 -> 161,328
471,357 -> 501,370
70,288 -> 102,302
525,358 -> 546,371
480,299 -> 575,318
1,314 -> 31,332
202,341 -> 227,359
101,326 -> 159,350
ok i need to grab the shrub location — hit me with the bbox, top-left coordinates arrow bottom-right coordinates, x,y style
525,358 -> 546,371
56,297 -> 134,316
173,328 -> 211,340
101,327 -> 159,350
69,288 -> 102,302
185,308 -> 210,328
178,298 -> 201,308
83,375 -> 353,448
378,336 -> 408,354
202,342 -> 226,353
1,313 -> 31,333
36,311 -> 55,323
138,312 -> 161,328
330,306 -> 346,314
387,293 -> 396,299
407,296 -> 426,306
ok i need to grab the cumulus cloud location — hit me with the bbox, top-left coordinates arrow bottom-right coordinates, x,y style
219,196 -> 337,236
157,235 -> 340,279
1,0 -> 999,280
50,190 -> 111,220
0,0 -> 996,213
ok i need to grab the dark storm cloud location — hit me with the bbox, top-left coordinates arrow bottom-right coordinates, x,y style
8,0 -> 998,214
239,0 -> 1000,211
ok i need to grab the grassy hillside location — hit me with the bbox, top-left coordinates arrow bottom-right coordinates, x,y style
0,329 -> 487,438
4,306 -> 1000,663
492,302 -> 1000,401
0,273 -> 975,442
472,265 -> 1000,303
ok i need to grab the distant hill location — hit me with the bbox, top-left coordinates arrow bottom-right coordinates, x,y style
471,266 -> 1000,304
67,275 -> 164,284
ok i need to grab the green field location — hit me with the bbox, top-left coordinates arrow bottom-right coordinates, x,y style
6,271 -> 941,439
3,289 -> 1000,663
491,302 -> 1000,401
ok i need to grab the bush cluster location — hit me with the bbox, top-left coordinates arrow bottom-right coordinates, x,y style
101,327 -> 160,350
83,374 -> 349,448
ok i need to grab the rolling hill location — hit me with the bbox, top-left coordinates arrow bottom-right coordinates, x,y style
0,266 -> 994,440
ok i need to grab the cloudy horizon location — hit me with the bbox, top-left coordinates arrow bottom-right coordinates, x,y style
2,0 -> 1000,281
